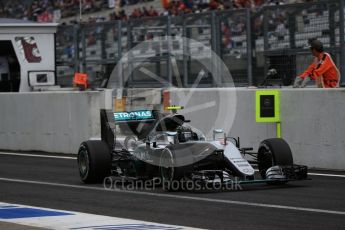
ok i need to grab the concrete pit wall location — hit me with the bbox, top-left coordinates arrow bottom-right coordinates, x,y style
170,88 -> 345,170
0,90 -> 111,154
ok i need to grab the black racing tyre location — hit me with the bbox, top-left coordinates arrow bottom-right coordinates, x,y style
258,138 -> 293,180
77,140 -> 111,183
159,147 -> 191,191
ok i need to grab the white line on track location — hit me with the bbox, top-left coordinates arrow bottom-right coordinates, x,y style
0,152 -> 76,160
308,173 -> 345,178
1,177 -> 345,216
1,152 -> 345,177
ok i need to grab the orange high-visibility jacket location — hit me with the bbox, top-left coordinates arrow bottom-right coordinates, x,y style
299,52 -> 340,88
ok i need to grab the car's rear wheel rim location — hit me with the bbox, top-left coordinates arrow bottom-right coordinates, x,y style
78,148 -> 90,178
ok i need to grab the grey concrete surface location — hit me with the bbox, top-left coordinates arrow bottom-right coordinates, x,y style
281,89 -> 345,171
1,153 -> 345,230
0,91 -> 107,154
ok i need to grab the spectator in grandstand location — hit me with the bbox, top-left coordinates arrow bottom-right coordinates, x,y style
234,0 -> 252,8
293,39 -> 340,88
274,19 -> 287,37
221,22 -> 232,49
148,6 -> 159,16
83,0 -> 93,12
0,0 -> 318,23
109,10 -> 127,21
130,8 -> 143,18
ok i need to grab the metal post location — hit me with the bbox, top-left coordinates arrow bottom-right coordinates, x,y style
263,9 -> 269,52
81,25 -> 86,73
263,9 -> 269,82
79,0 -> 83,23
211,11 -> 220,87
117,21 -> 122,61
246,9 -> 253,86
182,16 -> 188,87
329,4 -> 336,48
101,25 -> 106,60
213,13 -> 221,60
339,0 -> 345,84
186,25 -> 192,87
276,122 -> 281,138
288,14 -> 296,49
73,24 -> 79,72
167,15 -> 172,87
127,21 -> 133,86
117,20 -> 123,88
215,13 -> 222,86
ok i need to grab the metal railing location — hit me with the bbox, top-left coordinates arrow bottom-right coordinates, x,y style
56,0 -> 345,88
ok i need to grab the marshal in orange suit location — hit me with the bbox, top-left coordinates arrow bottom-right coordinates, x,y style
293,39 -> 340,88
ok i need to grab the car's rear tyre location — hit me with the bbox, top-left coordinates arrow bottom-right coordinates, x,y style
77,140 -> 111,183
159,147 -> 189,191
258,138 -> 293,184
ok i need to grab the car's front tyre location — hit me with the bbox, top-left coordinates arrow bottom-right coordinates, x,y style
258,138 -> 293,185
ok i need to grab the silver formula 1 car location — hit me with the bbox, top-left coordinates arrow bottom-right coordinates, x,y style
77,107 -> 308,191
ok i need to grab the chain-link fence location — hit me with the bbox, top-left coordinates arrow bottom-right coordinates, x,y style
56,25 -> 78,87
56,0 -> 345,88
217,9 -> 251,86
257,0 -> 344,86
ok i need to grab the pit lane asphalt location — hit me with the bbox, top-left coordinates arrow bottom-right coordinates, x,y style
1,152 -> 345,230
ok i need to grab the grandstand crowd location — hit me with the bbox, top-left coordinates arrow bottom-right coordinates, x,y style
0,0 -> 316,23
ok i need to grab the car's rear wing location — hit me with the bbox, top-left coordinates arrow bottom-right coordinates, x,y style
114,110 -> 156,122
100,110 -> 162,150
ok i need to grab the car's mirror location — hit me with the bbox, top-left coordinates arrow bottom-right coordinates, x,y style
213,129 -> 224,140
